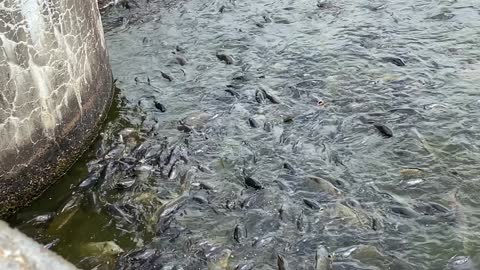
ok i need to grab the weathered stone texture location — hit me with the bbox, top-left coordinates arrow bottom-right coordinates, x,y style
0,220 -> 78,270
0,0 -> 113,216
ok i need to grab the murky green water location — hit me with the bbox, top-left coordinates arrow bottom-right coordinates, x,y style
9,0 -> 480,269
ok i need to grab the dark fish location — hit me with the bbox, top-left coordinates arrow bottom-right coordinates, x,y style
232,74 -> 251,81
168,161 -> 180,180
147,77 -> 151,85
391,206 -> 418,218
315,245 -> 332,270
447,255 -> 475,270
262,89 -> 281,104
28,213 -> 55,225
134,77 -> 139,84
116,178 -> 135,189
283,116 -> 294,123
275,180 -> 292,193
264,122 -> 273,132
283,162 -> 295,174
255,89 -> 266,103
364,4 -> 386,11
373,123 -> 393,137
122,0 -> 131,9
236,263 -> 255,270
44,239 -> 60,250
219,5 -> 226,13
197,164 -> 213,173
290,86 -> 301,98
216,52 -> 234,64
142,37 -> 149,44
227,84 -> 243,89
277,254 -> 290,270
371,218 -> 379,231
263,14 -> 273,23
296,211 -> 306,232
175,45 -> 185,52
317,0 -> 328,8
225,89 -> 240,98
278,205 -> 286,221
199,182 -> 214,190
255,22 -> 264,28
192,195 -> 208,204
429,202 -> 450,213
106,203 -> 134,223
154,101 -> 166,112
161,71 -> 173,81
428,12 -> 455,21
415,202 -> 450,215
382,57 -> 406,66
233,224 -> 246,243
253,236 -> 274,248
130,249 -> 156,261
345,198 -> 360,208
245,176 -> 264,190
248,118 -> 259,128
226,199 -> 236,209
78,174 -> 99,189
157,196 -> 187,233
303,198 -> 321,210
175,56 -> 187,66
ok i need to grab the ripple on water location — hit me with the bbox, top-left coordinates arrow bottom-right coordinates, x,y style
9,0 -> 480,269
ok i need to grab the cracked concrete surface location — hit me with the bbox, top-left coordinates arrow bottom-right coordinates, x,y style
0,220 -> 78,269
0,0 -> 114,216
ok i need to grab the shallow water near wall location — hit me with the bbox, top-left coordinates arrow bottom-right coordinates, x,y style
9,0 -> 480,269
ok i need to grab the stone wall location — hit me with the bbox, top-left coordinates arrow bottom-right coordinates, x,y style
0,0 -> 114,216
0,220 -> 78,269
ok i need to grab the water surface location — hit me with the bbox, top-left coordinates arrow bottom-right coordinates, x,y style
11,0 -> 480,269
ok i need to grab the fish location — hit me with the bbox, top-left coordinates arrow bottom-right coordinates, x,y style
27,213 -> 55,225
296,211 -> 306,232
219,5 -> 226,13
373,123 -> 393,137
248,118 -> 259,128
303,198 -> 321,210
161,71 -> 173,81
83,241 -> 124,256
225,89 -> 240,98
283,162 -> 295,174
78,173 -> 99,189
307,175 -> 343,196
259,86 -> 281,104
216,52 -> 234,64
154,101 -> 167,112
277,254 -> 290,270
175,45 -> 185,52
391,206 -> 418,218
400,168 -> 423,177
244,176 -> 264,190
235,263 -> 255,270
255,89 -> 266,103
381,56 -> 406,66
234,224 -> 246,243
192,195 -> 208,204
264,122 -> 273,132
175,55 -> 187,66
315,245 -> 333,270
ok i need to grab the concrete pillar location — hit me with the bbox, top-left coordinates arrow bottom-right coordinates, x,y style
0,0 -> 114,216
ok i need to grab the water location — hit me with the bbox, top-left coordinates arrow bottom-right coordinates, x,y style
9,0 -> 480,269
